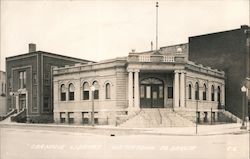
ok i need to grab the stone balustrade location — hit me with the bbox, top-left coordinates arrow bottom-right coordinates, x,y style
127,54 -> 185,63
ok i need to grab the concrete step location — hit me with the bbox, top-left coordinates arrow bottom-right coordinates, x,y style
120,109 -> 195,128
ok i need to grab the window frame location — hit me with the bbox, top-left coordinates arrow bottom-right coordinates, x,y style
105,83 -> 111,99
68,83 -> 75,101
83,82 -> 90,100
60,84 -> 66,101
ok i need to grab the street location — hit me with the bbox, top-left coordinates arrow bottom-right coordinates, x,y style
0,126 -> 249,159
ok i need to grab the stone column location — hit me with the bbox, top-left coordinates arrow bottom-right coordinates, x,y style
214,88 -> 218,102
174,70 -> 180,108
207,83 -> 211,101
134,70 -> 140,109
221,85 -> 225,106
128,71 -> 133,109
75,80 -> 80,102
180,71 -> 186,107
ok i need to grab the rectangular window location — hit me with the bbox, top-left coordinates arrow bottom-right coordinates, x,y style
211,93 -> 214,101
60,112 -> 66,123
140,85 -> 145,98
23,71 -> 26,88
82,112 -> 89,124
152,91 -> 157,99
19,71 -> 26,89
83,91 -> 89,100
68,113 -> 74,124
94,112 -> 98,124
146,86 -> 151,99
69,92 -> 74,101
195,91 -> 199,100
94,90 -> 99,99
61,93 -> 66,101
203,92 -> 206,100
168,87 -> 173,98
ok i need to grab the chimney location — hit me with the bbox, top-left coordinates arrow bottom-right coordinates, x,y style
29,43 -> 36,53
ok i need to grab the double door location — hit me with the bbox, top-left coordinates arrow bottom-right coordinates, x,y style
140,84 -> 164,108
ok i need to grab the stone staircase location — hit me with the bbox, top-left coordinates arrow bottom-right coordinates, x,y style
217,110 -> 241,123
0,109 -> 17,121
119,108 -> 194,128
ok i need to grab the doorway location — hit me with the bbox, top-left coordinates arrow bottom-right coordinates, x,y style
140,77 -> 164,108
19,94 -> 26,110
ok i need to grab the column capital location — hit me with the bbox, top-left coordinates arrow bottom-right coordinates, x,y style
174,70 -> 181,74
127,68 -> 140,73
134,69 -> 140,73
180,70 -> 186,74
127,68 -> 133,72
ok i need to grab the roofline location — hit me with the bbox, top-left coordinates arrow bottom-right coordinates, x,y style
6,51 -> 94,63
189,25 -> 249,39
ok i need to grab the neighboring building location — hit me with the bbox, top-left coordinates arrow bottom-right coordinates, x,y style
53,44 -> 229,126
189,25 -> 250,118
6,44 -> 91,122
0,71 -> 6,115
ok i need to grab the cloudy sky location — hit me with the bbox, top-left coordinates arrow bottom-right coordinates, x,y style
0,0 -> 249,70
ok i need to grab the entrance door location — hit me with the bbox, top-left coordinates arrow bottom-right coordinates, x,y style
140,78 -> 164,108
19,94 -> 26,110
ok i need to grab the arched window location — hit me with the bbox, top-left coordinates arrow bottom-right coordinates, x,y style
211,85 -> 215,101
68,83 -> 75,101
203,84 -> 207,100
60,84 -> 66,101
217,86 -> 221,103
106,83 -> 111,99
93,81 -> 99,99
83,82 -> 89,100
188,84 -> 192,99
195,82 -> 199,100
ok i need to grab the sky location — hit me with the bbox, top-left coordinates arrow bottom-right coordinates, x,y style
0,0 -> 249,71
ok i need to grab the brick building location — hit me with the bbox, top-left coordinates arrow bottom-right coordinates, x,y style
0,71 -> 6,115
189,25 -> 250,118
6,44 -> 90,122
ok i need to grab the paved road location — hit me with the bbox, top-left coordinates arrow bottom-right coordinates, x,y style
0,127 -> 249,159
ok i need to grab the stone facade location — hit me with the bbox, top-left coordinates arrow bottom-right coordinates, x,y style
53,44 -> 225,126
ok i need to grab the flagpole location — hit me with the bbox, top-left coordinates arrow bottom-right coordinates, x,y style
156,2 -> 159,51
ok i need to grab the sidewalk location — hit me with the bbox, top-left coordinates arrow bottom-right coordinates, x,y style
0,120 -> 249,136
